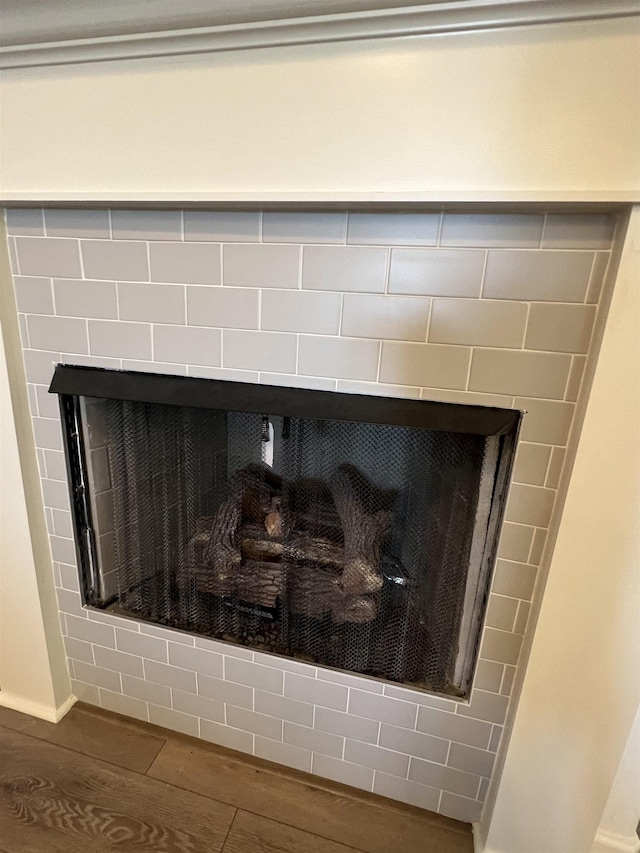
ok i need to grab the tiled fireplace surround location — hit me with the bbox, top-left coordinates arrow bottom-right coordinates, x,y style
5,207 -> 618,824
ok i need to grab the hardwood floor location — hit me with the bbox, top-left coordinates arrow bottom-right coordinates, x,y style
0,703 -> 474,853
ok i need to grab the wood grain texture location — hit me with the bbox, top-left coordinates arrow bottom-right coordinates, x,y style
0,727 -> 235,853
0,706 -> 39,733
148,738 -> 473,853
222,810 -> 356,853
14,703 -> 166,773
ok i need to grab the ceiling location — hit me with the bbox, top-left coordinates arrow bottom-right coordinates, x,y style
0,0 -> 460,47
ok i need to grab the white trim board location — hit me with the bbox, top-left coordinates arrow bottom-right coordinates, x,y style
0,692 -> 76,724
1,0 -> 637,69
591,831 -> 640,853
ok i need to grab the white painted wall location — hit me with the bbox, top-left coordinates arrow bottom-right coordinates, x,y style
0,16 -> 638,202
0,220 -> 72,721
481,206 -> 640,853
592,705 -> 640,853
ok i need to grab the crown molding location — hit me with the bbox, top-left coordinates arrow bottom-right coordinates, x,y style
0,0 -> 637,70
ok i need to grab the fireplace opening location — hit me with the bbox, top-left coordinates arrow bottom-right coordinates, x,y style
51,365 -> 520,697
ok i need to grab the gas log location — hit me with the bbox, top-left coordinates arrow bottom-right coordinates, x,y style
191,463 -> 393,619
330,467 -> 392,595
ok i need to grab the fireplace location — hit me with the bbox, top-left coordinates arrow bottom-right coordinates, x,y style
52,364 -> 519,698
5,204 -> 617,822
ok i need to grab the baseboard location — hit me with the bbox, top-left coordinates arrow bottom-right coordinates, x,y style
474,824 -> 640,853
0,691 -> 76,722
591,830 -> 640,853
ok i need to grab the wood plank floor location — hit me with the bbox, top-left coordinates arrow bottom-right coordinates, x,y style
0,703 -> 474,853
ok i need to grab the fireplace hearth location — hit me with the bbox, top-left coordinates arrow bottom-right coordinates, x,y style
51,364 -> 519,698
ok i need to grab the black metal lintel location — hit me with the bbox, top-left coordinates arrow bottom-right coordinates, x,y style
49,365 -> 521,437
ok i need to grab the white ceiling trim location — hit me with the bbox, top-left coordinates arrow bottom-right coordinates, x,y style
0,0 -> 637,69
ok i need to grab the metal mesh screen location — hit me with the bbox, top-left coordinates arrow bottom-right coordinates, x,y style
86,398 -> 491,693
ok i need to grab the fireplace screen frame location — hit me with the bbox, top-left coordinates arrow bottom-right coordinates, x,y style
51,364 -> 521,697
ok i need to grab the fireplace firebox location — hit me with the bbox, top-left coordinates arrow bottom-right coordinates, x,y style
51,365 -> 520,697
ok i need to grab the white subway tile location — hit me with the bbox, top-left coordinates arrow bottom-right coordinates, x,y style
144,659 -> 197,693
344,740 -> 409,778
116,628 -> 167,662
255,736 -> 311,772
311,753 -> 374,792
200,719 -> 254,752
302,246 -> 387,293
153,325 -> 221,367
172,688 -> 224,722
94,646 -> 144,678
542,214 -> 616,249
439,791 -> 483,823
225,657 -> 283,695
184,211 -> 260,243
373,773 -> 441,811
441,214 -> 543,248
409,756 -> 480,798
457,689 -> 509,726
89,319 -> 151,360
429,299 -> 527,349
516,398 -> 574,445
23,350 -> 59,384
379,724 -> 449,764
226,706 -> 283,740
187,286 -> 258,329
149,241 -> 220,285
100,689 -> 148,722
54,278 -> 118,320
42,478 -> 70,510
348,690 -> 416,728
298,336 -> 380,381
149,704 -> 199,736
483,250 -> 593,302
45,209 -> 110,239
389,248 -> 484,298
63,636 -> 94,664
379,342 -> 470,389
336,381 -> 420,399
111,210 -> 182,241
224,244 -> 300,289
347,213 -> 439,247
73,660 -> 121,692
122,674 -> 172,708
505,483 -> 555,527
66,615 -> 117,647
254,690 -> 314,727
14,277 -> 54,314
470,349 -> 571,400
198,673 -> 253,709
416,707 -> 492,749
473,660 -> 504,694
284,673 -> 348,711
28,315 -> 88,354
6,208 -> 45,236
16,237 -> 82,278
82,240 -> 149,281
261,289 -> 341,335
525,304 -> 596,354
284,722 -> 343,759
479,628 -> 523,667
224,330 -> 296,373
32,417 -> 63,450
263,212 -> 347,244
118,282 -> 186,324
70,680 -> 100,705
342,294 -> 430,342
168,643 -> 223,677
491,559 -> 537,600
